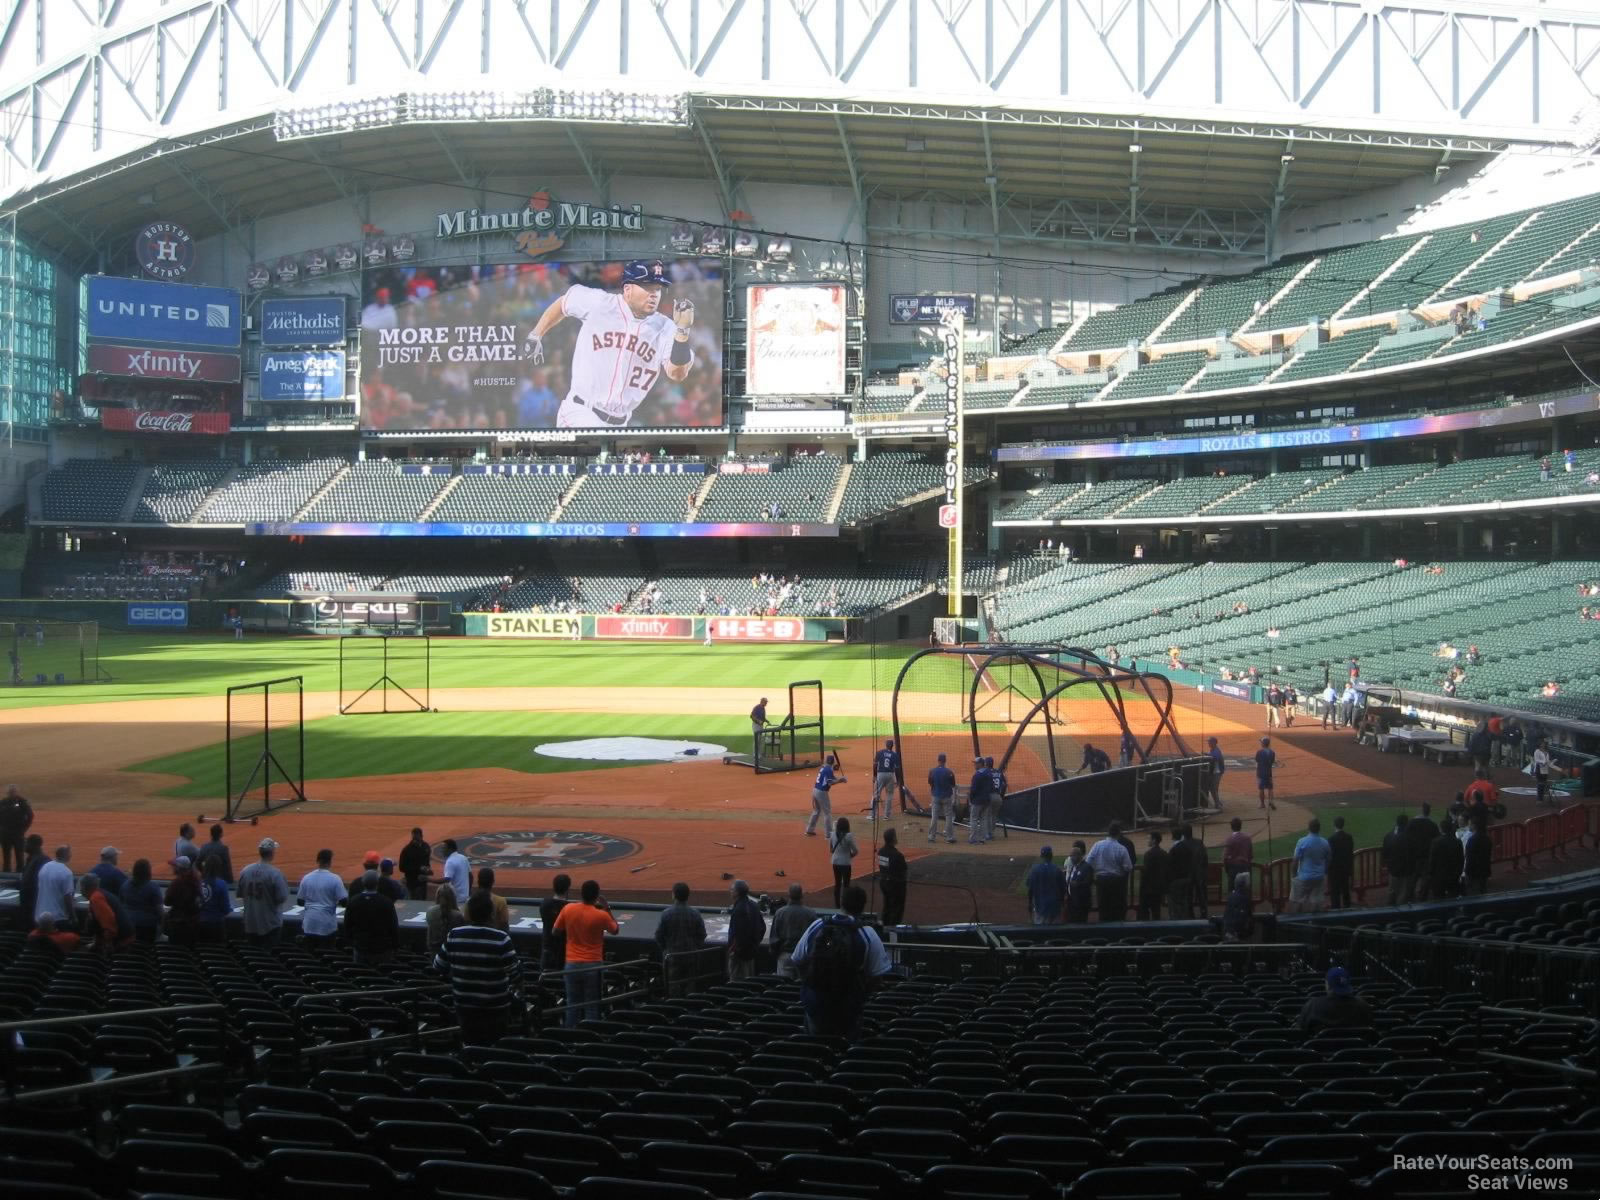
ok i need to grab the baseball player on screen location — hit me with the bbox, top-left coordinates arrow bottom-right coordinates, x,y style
522,259 -> 695,428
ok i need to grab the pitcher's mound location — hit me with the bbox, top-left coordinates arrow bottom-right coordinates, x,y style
535,737 -> 728,762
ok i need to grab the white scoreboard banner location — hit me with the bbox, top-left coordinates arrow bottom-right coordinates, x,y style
745,283 -> 846,396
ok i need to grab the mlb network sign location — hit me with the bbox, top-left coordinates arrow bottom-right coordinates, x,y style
260,350 -> 346,400
126,602 -> 188,629
260,297 -> 346,347
84,276 -> 242,349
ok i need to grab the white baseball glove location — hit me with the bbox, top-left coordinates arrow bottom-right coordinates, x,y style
673,299 -> 695,330
521,331 -> 546,364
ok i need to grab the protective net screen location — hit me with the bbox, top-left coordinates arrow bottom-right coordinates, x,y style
339,635 -> 431,714
2,620 -> 96,685
225,676 -> 305,820
789,680 -> 822,727
892,646 -> 1193,802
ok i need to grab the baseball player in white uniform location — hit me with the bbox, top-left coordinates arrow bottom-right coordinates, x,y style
523,259 -> 695,428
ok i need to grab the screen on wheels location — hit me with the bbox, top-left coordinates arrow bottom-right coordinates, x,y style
359,259 -> 723,430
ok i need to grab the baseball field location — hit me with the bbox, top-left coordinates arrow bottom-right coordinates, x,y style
0,630 -> 1516,919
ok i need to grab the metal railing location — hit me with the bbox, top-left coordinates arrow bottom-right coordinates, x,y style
0,1002 -> 229,1108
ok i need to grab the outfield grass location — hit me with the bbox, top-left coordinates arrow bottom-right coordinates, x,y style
0,632 -> 908,710
130,708 -> 901,798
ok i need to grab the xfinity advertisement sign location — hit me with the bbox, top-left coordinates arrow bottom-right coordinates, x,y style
126,602 -> 188,628
260,297 -> 346,347
260,350 -> 346,400
83,276 -> 241,348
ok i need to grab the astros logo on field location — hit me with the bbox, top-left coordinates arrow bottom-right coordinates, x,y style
448,830 -> 641,870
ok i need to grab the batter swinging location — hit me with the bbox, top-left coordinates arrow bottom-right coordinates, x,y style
522,259 -> 695,428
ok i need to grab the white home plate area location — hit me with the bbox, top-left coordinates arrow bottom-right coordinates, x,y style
534,736 -> 728,762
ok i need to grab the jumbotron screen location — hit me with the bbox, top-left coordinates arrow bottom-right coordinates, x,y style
358,259 -> 724,430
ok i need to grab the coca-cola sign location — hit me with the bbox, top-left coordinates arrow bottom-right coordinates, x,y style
100,409 -> 230,435
594,615 -> 693,640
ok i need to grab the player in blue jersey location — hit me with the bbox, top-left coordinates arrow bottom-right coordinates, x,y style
967,758 -> 993,845
871,739 -> 902,821
927,753 -> 958,843
805,754 -> 847,836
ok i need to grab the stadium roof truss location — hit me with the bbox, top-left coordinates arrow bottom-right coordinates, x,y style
4,0 -> 1600,264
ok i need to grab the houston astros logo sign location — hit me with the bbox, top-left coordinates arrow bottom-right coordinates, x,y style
447,830 -> 641,870
135,220 -> 195,280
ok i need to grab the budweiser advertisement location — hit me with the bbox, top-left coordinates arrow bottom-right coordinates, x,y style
86,341 -> 242,383
708,616 -> 807,642
101,409 -> 230,435
594,615 -> 694,640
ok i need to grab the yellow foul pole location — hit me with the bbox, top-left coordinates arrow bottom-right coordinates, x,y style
940,312 -> 964,618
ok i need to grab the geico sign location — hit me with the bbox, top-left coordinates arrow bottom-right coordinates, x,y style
129,606 -> 187,621
709,617 -> 806,642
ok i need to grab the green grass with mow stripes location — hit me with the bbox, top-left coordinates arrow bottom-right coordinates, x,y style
0,632 -> 921,711
130,709 -> 904,798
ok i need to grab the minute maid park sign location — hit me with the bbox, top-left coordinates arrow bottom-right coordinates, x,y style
436,192 -> 645,257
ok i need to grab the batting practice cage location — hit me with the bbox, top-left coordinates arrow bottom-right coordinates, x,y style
2,619 -> 104,685
211,675 -> 307,824
724,680 -> 826,773
339,634 -> 432,715
891,644 -> 1213,835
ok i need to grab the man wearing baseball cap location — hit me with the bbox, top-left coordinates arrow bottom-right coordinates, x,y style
1295,966 -> 1374,1033
237,837 -> 289,947
90,846 -> 128,898
350,850 -> 383,896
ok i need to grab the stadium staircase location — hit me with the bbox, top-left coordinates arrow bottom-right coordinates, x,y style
1332,238 -> 1430,320
417,475 -> 462,521
292,464 -> 350,521
550,474 -> 586,521
186,465 -> 240,523
824,464 -> 853,523
115,468 -> 152,524
686,473 -> 716,521
1428,211 -> 1541,303
1234,258 -> 1323,337
1144,286 -> 1201,345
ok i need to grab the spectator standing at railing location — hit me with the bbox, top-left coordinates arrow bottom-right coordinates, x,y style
1327,817 -> 1355,910
1382,815 -> 1418,905
769,884 -> 816,977
655,881 -> 707,996
398,827 -> 432,900
197,824 -> 234,884
1086,827 -> 1132,924
552,880 -> 618,1027
434,889 -> 523,1045
1064,843 -> 1095,924
1407,804 -> 1441,899
876,829 -> 907,927
237,838 -> 289,948
727,879 -> 766,979
1025,846 -> 1065,925
1221,818 -> 1253,893
1462,817 -> 1493,895
1137,832 -> 1168,921
1291,820 -> 1331,913
1428,816 -> 1464,900
0,785 -> 33,872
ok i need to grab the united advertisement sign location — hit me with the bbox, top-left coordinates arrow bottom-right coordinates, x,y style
83,276 -> 242,349
260,350 -> 346,400
260,297 -> 346,347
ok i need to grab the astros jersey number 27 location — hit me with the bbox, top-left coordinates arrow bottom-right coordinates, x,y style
562,284 -> 676,422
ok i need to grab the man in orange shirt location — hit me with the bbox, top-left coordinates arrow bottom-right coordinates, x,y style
552,879 -> 619,1027
1463,768 -> 1499,811
81,872 -> 131,953
28,912 -> 80,953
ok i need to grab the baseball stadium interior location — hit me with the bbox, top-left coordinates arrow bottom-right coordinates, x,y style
3,3 -> 1600,1197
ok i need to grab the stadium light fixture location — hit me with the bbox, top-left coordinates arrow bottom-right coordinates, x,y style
275,89 -> 687,140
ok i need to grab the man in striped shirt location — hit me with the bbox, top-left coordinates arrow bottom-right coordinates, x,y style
433,890 -> 523,1045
